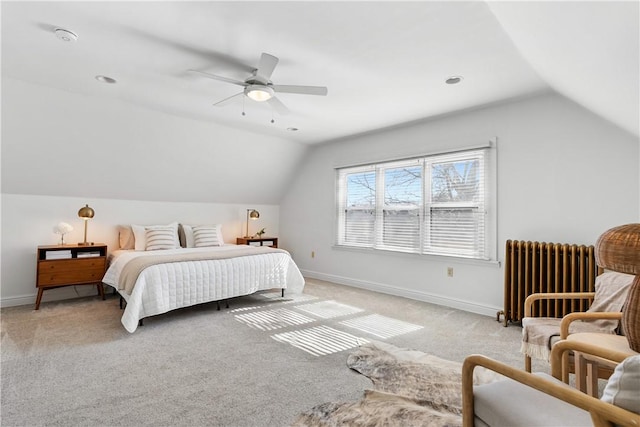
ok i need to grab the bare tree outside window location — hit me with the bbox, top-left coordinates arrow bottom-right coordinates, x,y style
431,159 -> 480,202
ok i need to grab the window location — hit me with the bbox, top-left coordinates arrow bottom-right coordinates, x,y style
336,147 -> 494,260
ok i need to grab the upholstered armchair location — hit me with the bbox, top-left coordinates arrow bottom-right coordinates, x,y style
462,340 -> 640,427
521,271 -> 634,376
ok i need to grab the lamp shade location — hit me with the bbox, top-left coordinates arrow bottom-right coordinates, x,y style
595,223 -> 640,352
78,204 -> 95,220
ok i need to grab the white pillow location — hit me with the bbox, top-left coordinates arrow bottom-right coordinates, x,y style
601,355 -> 640,414
118,225 -> 135,250
178,224 -> 195,248
132,222 -> 179,250
193,225 -> 224,247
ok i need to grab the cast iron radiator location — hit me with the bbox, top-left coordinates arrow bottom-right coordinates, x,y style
497,240 -> 601,326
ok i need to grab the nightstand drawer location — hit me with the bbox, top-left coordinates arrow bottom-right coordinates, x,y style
38,259 -> 106,286
38,267 -> 105,286
39,258 -> 104,272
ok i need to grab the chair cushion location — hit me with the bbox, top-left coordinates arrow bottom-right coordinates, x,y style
601,355 -> 640,414
474,373 -> 592,426
568,333 -> 638,368
522,317 -> 608,361
587,271 -> 635,332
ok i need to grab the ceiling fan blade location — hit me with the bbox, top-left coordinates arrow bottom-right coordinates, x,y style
267,96 -> 290,115
188,70 -> 248,87
213,92 -> 244,107
256,53 -> 279,79
272,85 -> 328,96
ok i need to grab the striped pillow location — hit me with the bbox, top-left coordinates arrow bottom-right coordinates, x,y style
193,225 -> 224,247
145,226 -> 177,251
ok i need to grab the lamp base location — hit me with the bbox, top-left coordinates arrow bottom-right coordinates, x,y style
78,242 -> 94,246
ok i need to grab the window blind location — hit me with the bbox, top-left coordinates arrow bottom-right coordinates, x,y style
336,148 -> 491,260
424,151 -> 485,258
337,166 -> 376,247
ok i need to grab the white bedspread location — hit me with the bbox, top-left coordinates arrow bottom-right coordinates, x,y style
102,245 -> 305,332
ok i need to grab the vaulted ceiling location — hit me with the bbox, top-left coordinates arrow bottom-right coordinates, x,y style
2,1 -> 638,144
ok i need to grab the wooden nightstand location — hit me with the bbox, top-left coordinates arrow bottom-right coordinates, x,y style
35,244 -> 108,310
236,237 -> 278,248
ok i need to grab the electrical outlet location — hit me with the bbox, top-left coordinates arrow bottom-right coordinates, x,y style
311,251 -> 315,258
447,267 -> 454,277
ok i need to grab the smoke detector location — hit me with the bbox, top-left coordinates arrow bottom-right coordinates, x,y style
54,28 -> 78,42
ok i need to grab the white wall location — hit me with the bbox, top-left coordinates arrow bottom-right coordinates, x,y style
0,193 -> 279,307
279,93 -> 639,316
1,78 -> 301,307
1,78 -> 308,204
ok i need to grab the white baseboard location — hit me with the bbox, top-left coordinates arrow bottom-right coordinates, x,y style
1,294 -> 36,308
300,269 -> 501,318
0,286 -> 104,308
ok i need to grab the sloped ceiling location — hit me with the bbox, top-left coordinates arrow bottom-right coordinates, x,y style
5,1 -> 637,147
488,1 -> 639,138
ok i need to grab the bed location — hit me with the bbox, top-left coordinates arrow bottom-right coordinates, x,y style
102,244 -> 305,332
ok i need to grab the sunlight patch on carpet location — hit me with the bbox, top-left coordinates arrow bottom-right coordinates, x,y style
234,308 -> 315,331
294,300 -> 364,319
339,314 -> 423,339
229,305 -> 265,313
271,325 -> 368,356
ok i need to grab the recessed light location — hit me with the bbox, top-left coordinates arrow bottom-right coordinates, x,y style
286,127 -> 299,132
95,75 -> 117,84
445,75 -> 463,85
54,28 -> 78,42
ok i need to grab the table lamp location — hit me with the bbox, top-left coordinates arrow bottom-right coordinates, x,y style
78,204 -> 95,245
245,209 -> 259,238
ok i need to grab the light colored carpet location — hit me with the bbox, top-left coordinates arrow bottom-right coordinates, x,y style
1,278 -> 543,426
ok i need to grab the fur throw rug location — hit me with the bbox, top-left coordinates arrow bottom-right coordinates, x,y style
292,341 -> 502,427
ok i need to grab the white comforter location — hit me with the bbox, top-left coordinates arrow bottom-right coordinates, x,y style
102,245 -> 305,332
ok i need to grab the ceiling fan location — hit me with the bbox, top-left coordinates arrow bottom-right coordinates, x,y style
189,52 -> 328,115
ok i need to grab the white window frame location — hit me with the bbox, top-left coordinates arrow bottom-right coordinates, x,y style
335,144 -> 496,261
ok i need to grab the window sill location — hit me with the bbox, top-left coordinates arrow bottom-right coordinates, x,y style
332,244 -> 501,267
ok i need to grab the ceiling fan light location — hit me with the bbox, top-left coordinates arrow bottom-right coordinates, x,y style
245,85 -> 274,102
